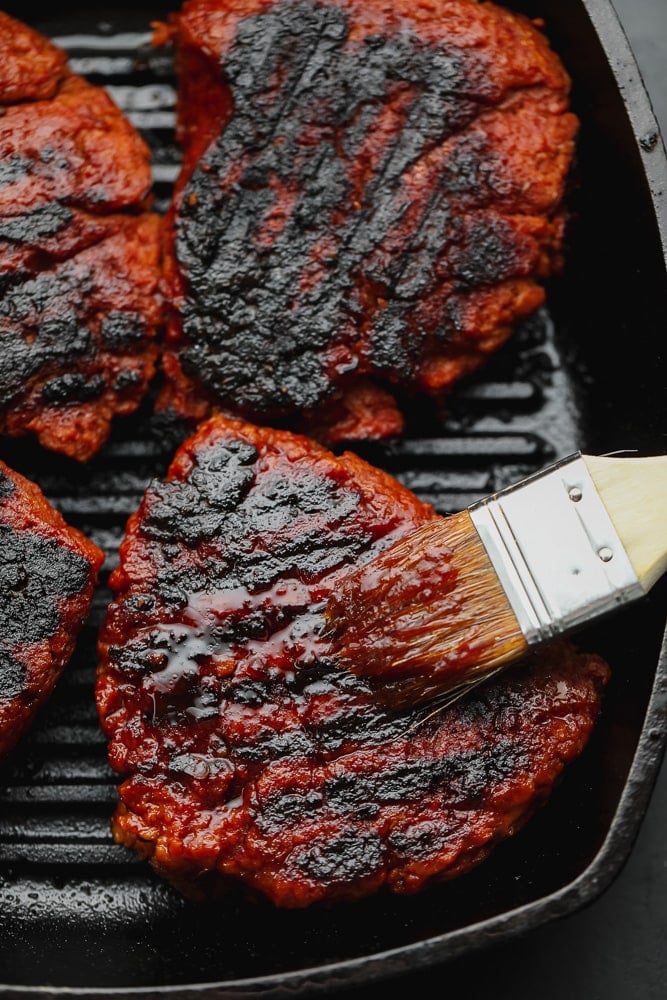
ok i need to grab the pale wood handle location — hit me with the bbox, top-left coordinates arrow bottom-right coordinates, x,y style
583,454 -> 667,592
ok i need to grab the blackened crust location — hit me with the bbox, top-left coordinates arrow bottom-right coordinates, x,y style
0,459 -> 104,757
96,415 -> 609,907
0,13 -> 162,461
160,0 -> 578,441
0,525 -> 91,648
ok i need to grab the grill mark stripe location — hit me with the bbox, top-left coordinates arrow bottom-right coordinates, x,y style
68,56 -> 136,75
0,844 -> 137,864
125,111 -> 176,129
0,785 -> 117,804
31,725 -> 108,746
104,84 -> 176,110
52,32 -> 152,50
1,758 -> 113,787
0,815 -> 117,841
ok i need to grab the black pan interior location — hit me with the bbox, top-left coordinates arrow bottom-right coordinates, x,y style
0,1 -> 666,995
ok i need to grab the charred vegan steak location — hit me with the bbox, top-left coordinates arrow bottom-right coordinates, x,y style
157,0 -> 578,443
0,13 -> 162,462
96,415 -> 609,907
0,460 -> 104,758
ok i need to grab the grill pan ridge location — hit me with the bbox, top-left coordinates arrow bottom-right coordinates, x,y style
0,0 -> 666,996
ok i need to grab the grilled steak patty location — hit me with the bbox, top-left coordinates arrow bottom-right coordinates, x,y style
96,415 -> 609,907
0,13 -> 162,461
157,0 -> 578,443
0,459 -> 104,758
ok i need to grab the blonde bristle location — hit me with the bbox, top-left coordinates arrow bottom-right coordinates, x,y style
325,452 -> 667,705
326,511 -> 528,690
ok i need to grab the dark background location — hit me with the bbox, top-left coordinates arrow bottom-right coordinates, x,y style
342,2 -> 667,998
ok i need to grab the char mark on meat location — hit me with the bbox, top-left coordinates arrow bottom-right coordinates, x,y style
0,12 -> 162,461
159,0 -> 578,444
96,414 -> 609,908
0,459 -> 103,757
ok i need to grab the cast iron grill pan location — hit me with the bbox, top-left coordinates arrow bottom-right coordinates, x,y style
0,2 -> 666,996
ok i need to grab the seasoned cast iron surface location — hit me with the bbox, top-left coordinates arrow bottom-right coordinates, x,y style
0,2 -> 666,994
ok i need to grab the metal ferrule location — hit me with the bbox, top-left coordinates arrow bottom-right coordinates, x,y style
468,453 -> 644,646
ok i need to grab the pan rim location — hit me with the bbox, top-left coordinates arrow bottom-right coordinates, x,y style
1,0 -> 666,995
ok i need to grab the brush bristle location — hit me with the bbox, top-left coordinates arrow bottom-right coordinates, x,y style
325,511 -> 529,690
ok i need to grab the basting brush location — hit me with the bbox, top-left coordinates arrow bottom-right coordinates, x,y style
324,452 -> 667,701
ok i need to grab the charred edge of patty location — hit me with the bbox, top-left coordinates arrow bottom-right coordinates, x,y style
170,0 -> 573,419
0,37 -> 162,459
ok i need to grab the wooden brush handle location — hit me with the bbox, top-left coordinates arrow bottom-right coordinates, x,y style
582,454 -> 667,592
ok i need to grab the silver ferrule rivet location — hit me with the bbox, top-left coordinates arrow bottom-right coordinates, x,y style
569,486 -> 583,502
599,546 -> 614,562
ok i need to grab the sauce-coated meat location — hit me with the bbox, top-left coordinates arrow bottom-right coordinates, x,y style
96,415 -> 609,907
157,0 -> 577,443
0,13 -> 162,461
0,460 -> 104,758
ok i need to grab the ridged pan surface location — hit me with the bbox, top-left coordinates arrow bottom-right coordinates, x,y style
0,1 -> 666,996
